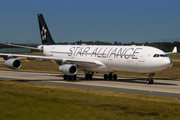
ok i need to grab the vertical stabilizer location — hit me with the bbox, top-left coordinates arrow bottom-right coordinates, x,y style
37,14 -> 56,45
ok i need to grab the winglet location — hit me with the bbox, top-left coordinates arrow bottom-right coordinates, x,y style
166,46 -> 177,54
172,46 -> 177,53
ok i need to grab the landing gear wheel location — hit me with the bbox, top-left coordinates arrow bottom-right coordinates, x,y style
63,75 -> 67,80
68,76 -> 72,81
113,74 -> 117,80
104,74 -> 108,80
146,73 -> 155,84
108,73 -> 112,80
146,78 -> 150,84
72,75 -> 77,80
146,78 -> 154,84
85,74 -> 88,80
150,79 -> 154,84
88,74 -> 92,80
85,73 -> 93,80
104,73 -> 117,80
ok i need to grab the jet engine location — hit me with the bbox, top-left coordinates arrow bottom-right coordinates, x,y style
4,59 -> 21,69
59,64 -> 77,75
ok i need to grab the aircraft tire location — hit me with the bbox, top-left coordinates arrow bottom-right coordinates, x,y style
150,79 -> 154,84
108,74 -> 112,80
68,76 -> 72,81
89,74 -> 92,80
63,75 -> 68,80
72,75 -> 77,80
104,74 -> 108,80
146,78 -> 150,84
85,74 -> 88,80
113,74 -> 117,80
146,78 -> 154,84
85,73 -> 93,80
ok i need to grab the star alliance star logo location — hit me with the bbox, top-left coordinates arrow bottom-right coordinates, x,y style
41,26 -> 47,41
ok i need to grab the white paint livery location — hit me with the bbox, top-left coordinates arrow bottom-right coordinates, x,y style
41,45 -> 171,73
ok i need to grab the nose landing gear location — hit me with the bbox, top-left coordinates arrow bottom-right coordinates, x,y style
146,73 -> 155,84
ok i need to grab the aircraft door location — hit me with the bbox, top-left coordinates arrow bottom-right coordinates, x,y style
139,50 -> 147,62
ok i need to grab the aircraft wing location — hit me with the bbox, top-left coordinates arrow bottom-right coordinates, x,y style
0,53 -> 103,67
172,60 -> 180,61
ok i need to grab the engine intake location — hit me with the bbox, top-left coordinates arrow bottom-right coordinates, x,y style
59,64 -> 77,75
4,59 -> 21,69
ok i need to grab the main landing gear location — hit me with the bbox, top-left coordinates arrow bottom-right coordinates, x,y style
84,72 -> 94,80
63,74 -> 77,81
146,73 -> 155,84
104,72 -> 117,80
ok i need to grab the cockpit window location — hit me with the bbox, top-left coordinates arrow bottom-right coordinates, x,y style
153,54 -> 157,57
153,54 -> 167,57
160,54 -> 165,57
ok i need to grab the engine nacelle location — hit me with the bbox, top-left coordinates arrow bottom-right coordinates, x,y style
4,59 -> 21,69
59,64 -> 77,75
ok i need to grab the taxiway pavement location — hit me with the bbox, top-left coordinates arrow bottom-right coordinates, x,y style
0,69 -> 180,98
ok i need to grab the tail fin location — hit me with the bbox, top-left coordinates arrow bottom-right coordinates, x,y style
37,14 -> 56,45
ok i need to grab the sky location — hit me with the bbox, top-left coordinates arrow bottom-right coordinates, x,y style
0,0 -> 180,44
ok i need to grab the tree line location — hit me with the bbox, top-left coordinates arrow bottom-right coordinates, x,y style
57,40 -> 180,52
0,41 -> 179,52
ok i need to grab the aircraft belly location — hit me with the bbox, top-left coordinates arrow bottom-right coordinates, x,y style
78,65 -> 112,72
107,58 -> 139,73
77,58 -> 112,72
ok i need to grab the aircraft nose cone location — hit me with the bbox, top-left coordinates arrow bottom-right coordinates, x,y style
169,60 -> 173,68
163,58 -> 171,68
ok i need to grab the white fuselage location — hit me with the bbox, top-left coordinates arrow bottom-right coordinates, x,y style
40,45 -> 171,73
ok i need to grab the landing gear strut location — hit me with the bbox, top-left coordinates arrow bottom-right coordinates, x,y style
104,73 -> 117,80
85,72 -> 94,80
63,74 -> 77,81
146,73 -> 155,84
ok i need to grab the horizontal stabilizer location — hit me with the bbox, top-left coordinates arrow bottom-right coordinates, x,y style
4,44 -> 42,51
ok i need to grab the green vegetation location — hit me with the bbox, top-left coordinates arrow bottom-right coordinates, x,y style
0,80 -> 180,120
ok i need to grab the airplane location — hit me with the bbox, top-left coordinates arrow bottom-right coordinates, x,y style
0,14 -> 177,84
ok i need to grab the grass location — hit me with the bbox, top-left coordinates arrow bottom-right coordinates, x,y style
0,53 -> 180,119
0,80 -> 180,120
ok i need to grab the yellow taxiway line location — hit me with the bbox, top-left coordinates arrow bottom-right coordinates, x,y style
48,80 -> 180,95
